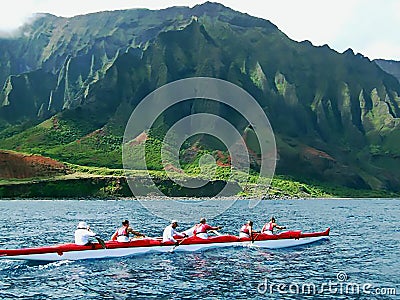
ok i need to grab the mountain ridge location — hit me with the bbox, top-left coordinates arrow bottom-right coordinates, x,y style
1,2 -> 400,194
375,59 -> 400,83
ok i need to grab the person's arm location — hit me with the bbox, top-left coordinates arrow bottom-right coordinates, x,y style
174,229 -> 187,238
111,230 -> 118,241
261,224 -> 267,232
275,223 -> 286,230
128,227 -> 145,237
167,227 -> 177,243
205,224 -> 222,231
249,226 -> 259,235
170,228 -> 188,245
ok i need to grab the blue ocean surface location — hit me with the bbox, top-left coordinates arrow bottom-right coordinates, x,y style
0,199 -> 398,299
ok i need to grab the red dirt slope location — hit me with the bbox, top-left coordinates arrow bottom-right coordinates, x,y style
0,150 -> 68,179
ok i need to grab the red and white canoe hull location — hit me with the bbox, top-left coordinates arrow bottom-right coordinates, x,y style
0,228 -> 329,261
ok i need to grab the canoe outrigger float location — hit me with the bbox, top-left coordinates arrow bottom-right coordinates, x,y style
0,228 -> 330,261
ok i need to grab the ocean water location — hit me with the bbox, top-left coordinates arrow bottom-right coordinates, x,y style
0,199 -> 398,299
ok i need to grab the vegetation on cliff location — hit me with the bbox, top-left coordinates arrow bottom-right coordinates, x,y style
1,3 -> 400,197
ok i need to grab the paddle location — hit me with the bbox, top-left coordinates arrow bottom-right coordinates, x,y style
210,230 -> 222,236
275,226 -> 287,234
170,237 -> 188,252
249,225 -> 254,243
251,232 -> 261,244
95,236 -> 107,249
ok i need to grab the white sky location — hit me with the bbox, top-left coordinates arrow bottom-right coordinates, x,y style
0,0 -> 399,60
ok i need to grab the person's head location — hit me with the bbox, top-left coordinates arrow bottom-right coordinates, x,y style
171,220 -> 178,228
122,220 -> 129,227
77,221 -> 88,229
247,220 -> 253,226
200,217 -> 206,224
270,217 -> 276,223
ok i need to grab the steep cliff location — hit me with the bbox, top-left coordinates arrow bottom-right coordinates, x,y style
0,2 -> 400,192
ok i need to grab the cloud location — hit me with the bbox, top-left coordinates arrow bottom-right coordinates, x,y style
0,0 -> 202,33
362,41 -> 400,61
329,0 -> 400,60
219,0 -> 400,60
0,2 -> 34,35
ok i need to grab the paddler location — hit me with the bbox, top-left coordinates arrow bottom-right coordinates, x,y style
162,220 -> 188,245
261,216 -> 286,234
74,221 -> 97,246
239,220 -> 259,238
193,217 -> 222,239
111,219 -> 145,242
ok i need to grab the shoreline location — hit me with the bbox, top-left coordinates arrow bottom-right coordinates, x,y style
0,195 -> 399,201
1,173 -> 399,200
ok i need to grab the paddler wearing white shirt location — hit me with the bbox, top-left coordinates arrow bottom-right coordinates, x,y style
74,221 -> 97,246
163,220 -> 187,245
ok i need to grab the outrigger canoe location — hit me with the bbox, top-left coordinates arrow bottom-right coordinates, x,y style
0,228 -> 329,261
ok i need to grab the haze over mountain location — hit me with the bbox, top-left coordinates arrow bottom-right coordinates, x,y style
1,2 -> 400,192
375,59 -> 400,84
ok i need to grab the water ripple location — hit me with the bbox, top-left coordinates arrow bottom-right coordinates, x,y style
0,199 -> 398,299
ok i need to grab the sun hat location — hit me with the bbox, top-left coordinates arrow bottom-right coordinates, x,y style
77,221 -> 88,229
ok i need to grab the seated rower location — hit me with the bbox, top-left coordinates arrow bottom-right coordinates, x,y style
193,217 -> 222,239
239,220 -> 259,238
162,220 -> 187,245
74,221 -> 97,246
261,217 -> 286,234
111,219 -> 145,242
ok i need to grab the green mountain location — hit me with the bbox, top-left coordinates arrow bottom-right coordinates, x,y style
375,59 -> 400,83
1,2 -> 400,193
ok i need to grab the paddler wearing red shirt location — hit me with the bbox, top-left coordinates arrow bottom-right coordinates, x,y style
193,217 -> 222,239
239,220 -> 259,238
261,217 -> 286,234
111,219 -> 145,242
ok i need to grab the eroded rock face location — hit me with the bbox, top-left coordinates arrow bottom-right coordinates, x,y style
0,3 -> 400,191
0,150 -> 67,179
375,59 -> 400,84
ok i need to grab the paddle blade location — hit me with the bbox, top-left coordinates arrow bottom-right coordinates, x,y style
170,237 -> 187,252
95,237 -> 107,249
211,230 -> 222,236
